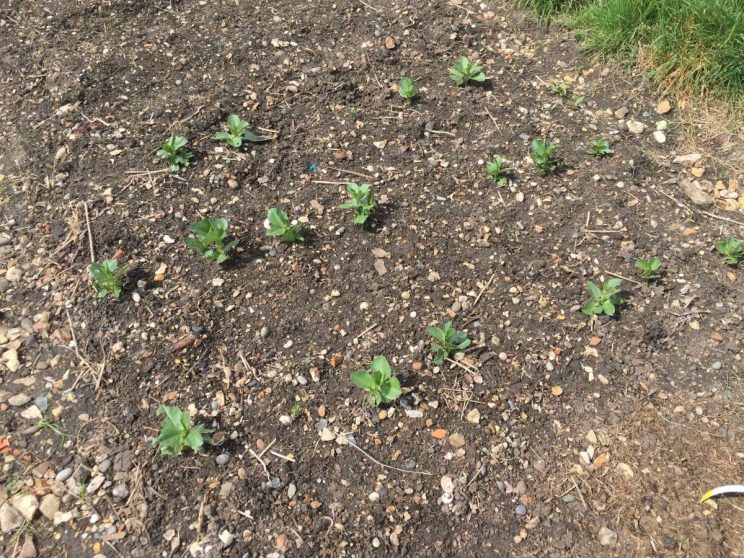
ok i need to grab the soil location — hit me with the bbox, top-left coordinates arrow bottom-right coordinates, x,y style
1,1 -> 743,557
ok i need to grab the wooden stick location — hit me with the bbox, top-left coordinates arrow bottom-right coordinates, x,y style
427,129 -> 456,137
83,202 -> 95,263
472,272 -> 496,308
312,180 -> 349,185
341,436 -> 431,475
603,270 -> 642,286
701,211 -> 744,227
324,165 -> 373,179
248,449 -> 272,481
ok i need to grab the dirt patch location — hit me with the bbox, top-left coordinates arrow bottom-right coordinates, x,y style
0,1 -> 742,557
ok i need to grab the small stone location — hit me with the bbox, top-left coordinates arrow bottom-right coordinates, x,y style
20,405 -> 42,421
712,361 -> 722,370
1,349 -> 20,372
8,393 -> 31,406
215,453 -> 231,466
440,476 -> 455,494
279,415 -> 292,426
515,505 -> 527,516
655,100 -> 672,114
0,503 -> 24,532
10,493 -> 38,521
99,459 -> 112,473
598,526 -> 617,547
448,433 -> 466,449
368,491 -> 380,502
39,494 -> 60,520
18,535 -> 36,558
219,529 -> 234,546
287,483 -> 297,499
53,511 -> 75,525
34,396 -> 48,412
260,326 -> 270,339
614,107 -> 629,119
320,428 -> 336,442
5,267 -> 23,282
673,153 -> 702,165
652,130 -> 666,143
465,408 -> 481,424
515,192 -> 525,203
616,463 -> 634,479
679,178 -> 713,208
112,483 -> 129,499
55,467 -> 73,482
626,120 -> 645,134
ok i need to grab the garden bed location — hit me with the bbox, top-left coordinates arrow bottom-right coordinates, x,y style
0,1 -> 743,556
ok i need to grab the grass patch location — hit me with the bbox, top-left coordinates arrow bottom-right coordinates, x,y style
520,0 -> 744,107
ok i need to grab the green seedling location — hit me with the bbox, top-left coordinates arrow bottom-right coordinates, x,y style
350,356 -> 401,407
573,96 -> 585,107
716,237 -> 743,265
152,405 -> 214,456
587,139 -> 613,157
157,135 -> 193,172
89,259 -> 126,299
340,182 -> 375,224
530,139 -> 558,174
635,257 -> 662,281
548,81 -> 570,96
486,156 -> 514,186
213,114 -> 257,148
290,404 -> 301,421
347,107 -> 360,119
427,321 -> 471,365
450,57 -> 486,85
264,207 -> 304,243
582,278 -> 624,316
183,217 -> 237,264
398,77 -> 418,102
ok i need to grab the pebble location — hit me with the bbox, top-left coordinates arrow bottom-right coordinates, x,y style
368,491 -> 380,502
99,459 -> 112,473
260,326 -> 270,339
55,467 -> 73,482
215,453 -> 231,465
712,361 -> 722,370
465,408 -> 481,424
598,526 -> 617,547
626,120 -> 645,134
39,494 -> 60,520
515,504 -> 527,516
679,178 -> 713,208
448,433 -> 466,449
653,130 -> 666,143
0,503 -> 23,533
112,483 -> 129,499
20,405 -> 43,420
8,393 -> 31,406
9,493 -> 38,521
35,396 -> 48,412
1,349 -> 20,372
5,267 -> 23,282
288,483 -> 297,499
440,476 -> 455,494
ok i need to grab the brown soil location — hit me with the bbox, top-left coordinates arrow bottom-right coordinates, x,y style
1,1 -> 743,557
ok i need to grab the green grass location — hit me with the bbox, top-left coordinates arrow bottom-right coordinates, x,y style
520,0 -> 744,106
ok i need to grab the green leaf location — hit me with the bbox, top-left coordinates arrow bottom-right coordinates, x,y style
351,370 -> 376,391
588,281 -> 601,299
213,131 -> 233,141
602,301 -> 616,316
582,302 -> 600,316
370,355 -> 391,378
607,277 -> 622,290
426,327 -> 445,343
381,377 -> 402,403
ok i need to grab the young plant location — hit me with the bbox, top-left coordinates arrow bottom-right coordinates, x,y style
264,207 -> 304,243
183,217 -> 237,264
151,405 -> 214,456
582,278 -> 624,316
347,106 -> 360,119
398,77 -> 418,102
157,135 -> 193,172
213,114 -> 257,148
350,356 -> 401,407
450,57 -> 486,85
339,182 -> 375,224
530,139 -> 558,174
635,257 -> 662,281
587,139 -> 613,157
427,321 -> 471,365
716,237 -> 743,265
548,81 -> 569,96
486,156 -> 514,186
89,259 -> 126,299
